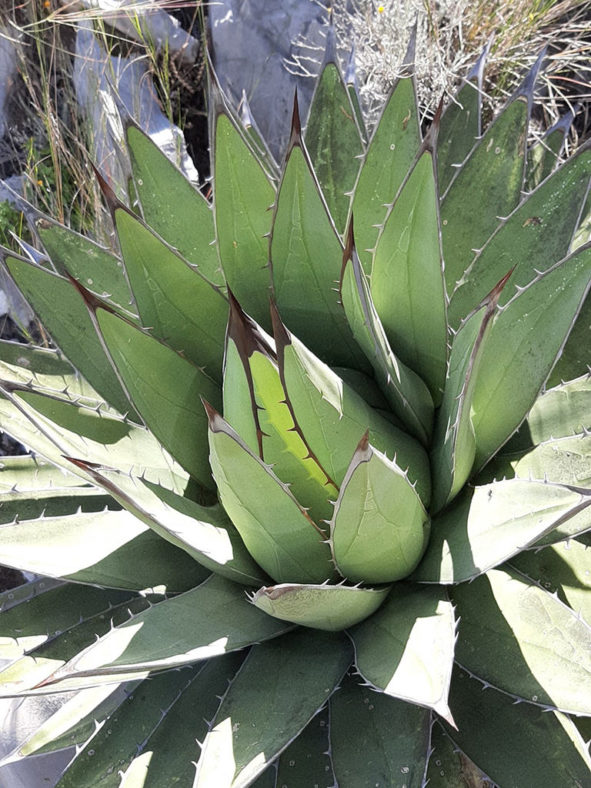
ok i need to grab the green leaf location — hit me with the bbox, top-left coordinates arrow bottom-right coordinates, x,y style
3,255 -> 136,417
38,575 -> 293,691
250,582 -> 390,631
330,673 -> 431,788
207,404 -> 334,584
471,244 -> 591,468
503,375 -> 591,453
437,44 -> 488,195
274,707 -> 334,787
371,147 -> 447,401
340,238 -> 433,444
214,110 -> 275,327
331,433 -> 429,584
222,295 -> 337,525
430,276 -> 506,512
5,683 -> 135,761
274,311 -> 431,506
0,580 -> 132,664
194,629 -> 351,788
425,721 -> 495,787
35,216 -> 135,314
453,567 -> 591,714
510,538 -> 591,626
508,433 -> 591,488
547,290 -> 591,386
126,123 -> 223,286
349,584 -> 455,720
96,306 -> 221,490
0,508 -> 208,592
0,484 -> 112,524
0,593 -> 151,695
64,459 -> 266,587
440,59 -> 539,291
0,388 -> 188,494
304,29 -> 364,232
270,121 -> 367,371
525,109 -> 574,191
0,454 -> 86,492
448,146 -> 591,327
111,202 -> 228,381
352,74 -> 421,271
444,667 -> 591,786
414,479 -> 591,584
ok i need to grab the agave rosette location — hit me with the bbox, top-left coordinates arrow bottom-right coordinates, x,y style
0,33 -> 591,786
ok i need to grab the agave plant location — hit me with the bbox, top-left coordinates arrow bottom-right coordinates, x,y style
0,31 -> 590,786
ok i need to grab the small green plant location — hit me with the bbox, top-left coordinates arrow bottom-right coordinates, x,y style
0,32 -> 590,786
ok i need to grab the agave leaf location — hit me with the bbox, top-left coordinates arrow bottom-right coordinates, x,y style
214,109 -> 275,326
331,433 -> 429,584
525,107 -> 576,191
273,308 -> 432,506
119,655 -> 244,788
573,187 -> 591,250
0,593 -> 152,695
34,575 -> 293,692
340,234 -> 434,444
304,27 -> 364,232
206,404 -> 333,584
65,459 -> 267,587
0,484 -> 112,524
34,216 -> 135,314
426,721 -> 494,787
3,255 -> 137,417
448,145 -> 591,327
371,143 -> 448,402
237,92 -> 280,181
414,479 -> 591,584
0,388 -> 189,494
471,244 -> 591,468
194,629 -> 351,788
430,274 -> 508,512
440,54 -> 543,291
349,584 -> 455,720
0,454 -> 85,491
437,42 -> 489,194
510,538 -> 591,624
0,581 -> 131,665
270,105 -> 367,371
547,290 -> 591,386
344,48 -> 368,144
223,294 -> 337,525
330,672 -> 431,788
3,683 -> 135,762
250,582 -> 390,631
0,508 -> 208,592
351,50 -> 421,271
126,123 -> 223,286
444,667 -> 591,785
453,567 -> 591,714
0,339 -> 102,404
506,433 -> 591,488
106,192 -> 229,382
272,707 -> 333,786
502,375 -> 591,454
95,306 -> 221,490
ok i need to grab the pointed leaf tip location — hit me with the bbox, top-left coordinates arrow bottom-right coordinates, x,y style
92,164 -> 120,213
289,91 -> 303,151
